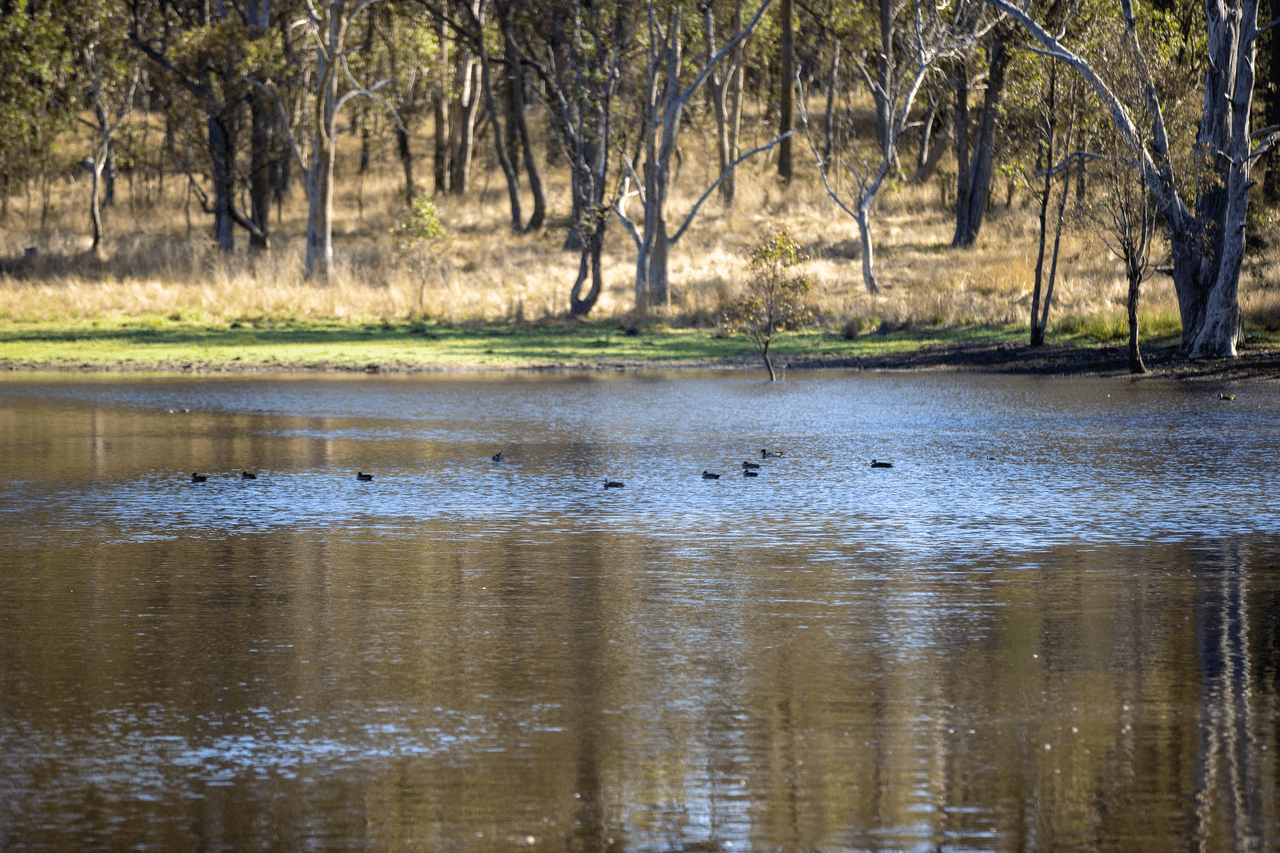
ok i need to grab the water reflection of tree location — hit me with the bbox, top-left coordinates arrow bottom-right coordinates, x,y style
1192,542 -> 1273,848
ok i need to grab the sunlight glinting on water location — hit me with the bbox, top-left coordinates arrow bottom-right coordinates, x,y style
2,371 -> 1278,851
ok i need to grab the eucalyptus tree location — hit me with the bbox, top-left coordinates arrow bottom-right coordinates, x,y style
367,2 -> 436,204
702,0 -> 747,208
1023,61 -> 1084,347
951,17 -> 1016,247
82,25 -> 141,253
1090,131 -> 1155,374
803,0 -> 986,293
513,0 -> 640,316
280,0 -> 395,279
0,3 -> 76,226
985,0 -> 1266,357
129,0 -> 286,251
425,0 -> 537,232
615,0 -> 782,313
497,0 -> 547,230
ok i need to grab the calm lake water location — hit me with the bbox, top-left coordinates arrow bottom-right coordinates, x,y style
1,370 -> 1278,851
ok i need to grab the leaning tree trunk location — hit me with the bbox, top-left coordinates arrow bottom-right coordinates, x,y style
475,26 -> 522,230
952,26 -> 1012,248
512,75 -> 546,231
502,8 -> 546,231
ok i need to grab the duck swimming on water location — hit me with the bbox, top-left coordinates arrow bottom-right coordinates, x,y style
761,449 -> 784,459
241,471 -> 257,479
604,480 -> 624,488
702,471 -> 721,479
491,452 -> 505,462
356,471 -> 374,481
191,472 -> 207,483
742,461 -> 761,470
870,460 -> 893,469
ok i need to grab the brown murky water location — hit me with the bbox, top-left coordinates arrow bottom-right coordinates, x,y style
1,372 -> 1278,851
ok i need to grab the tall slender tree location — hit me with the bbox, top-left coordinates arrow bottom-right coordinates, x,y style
805,0 -> 983,293
515,0 -> 639,315
615,0 -> 782,313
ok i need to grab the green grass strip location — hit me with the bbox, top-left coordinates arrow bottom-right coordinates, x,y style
0,317 -> 1041,371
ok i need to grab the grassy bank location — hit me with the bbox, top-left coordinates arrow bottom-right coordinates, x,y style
0,313 -> 1216,373
4,97 -> 1280,359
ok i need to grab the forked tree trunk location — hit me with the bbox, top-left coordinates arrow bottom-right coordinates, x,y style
985,0 -> 1257,358
953,25 -> 1012,247
1030,62 -> 1073,347
462,0 -> 521,231
449,52 -> 480,194
628,0 -> 773,312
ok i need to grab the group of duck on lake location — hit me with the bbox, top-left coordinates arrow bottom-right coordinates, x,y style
189,449 -> 893,486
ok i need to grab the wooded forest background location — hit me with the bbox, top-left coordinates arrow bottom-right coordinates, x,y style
2,0 -> 1280,359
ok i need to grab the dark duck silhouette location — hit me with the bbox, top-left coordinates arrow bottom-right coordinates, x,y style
604,480 -> 624,488
356,471 -> 374,481
702,471 -> 721,479
742,461 -> 761,470
491,452 -> 505,462
870,460 -> 893,468
190,472 -> 207,483
240,471 -> 257,479
743,469 -> 759,477
761,449 -> 784,459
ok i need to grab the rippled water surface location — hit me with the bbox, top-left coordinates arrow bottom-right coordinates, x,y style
2,371 -> 1278,851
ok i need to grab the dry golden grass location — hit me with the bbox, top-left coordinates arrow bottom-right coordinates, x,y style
0,101 -> 1255,341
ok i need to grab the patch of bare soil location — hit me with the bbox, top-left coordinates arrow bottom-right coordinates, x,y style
786,340 -> 1280,383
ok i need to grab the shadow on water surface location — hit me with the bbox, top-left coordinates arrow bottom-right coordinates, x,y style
0,372 -> 1278,851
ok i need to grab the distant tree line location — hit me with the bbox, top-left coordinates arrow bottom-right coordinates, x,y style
0,0 -> 1276,357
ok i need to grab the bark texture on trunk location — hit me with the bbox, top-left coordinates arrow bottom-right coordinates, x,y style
952,25 -> 1011,248
777,0 -> 794,180
985,0 -> 1257,357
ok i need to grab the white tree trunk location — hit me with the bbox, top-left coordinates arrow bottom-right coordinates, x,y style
855,207 -> 879,295
983,0 -> 1258,358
